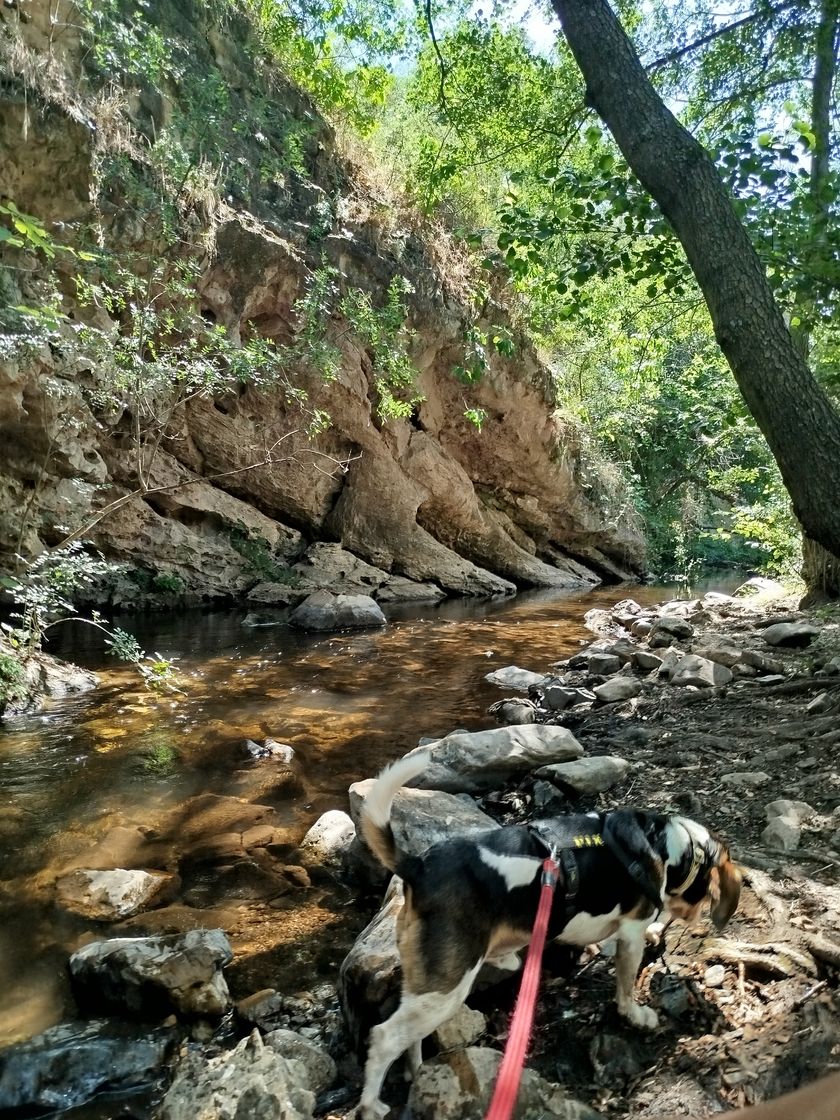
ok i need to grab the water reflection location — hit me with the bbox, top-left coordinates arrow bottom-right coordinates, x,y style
0,577 -> 739,1045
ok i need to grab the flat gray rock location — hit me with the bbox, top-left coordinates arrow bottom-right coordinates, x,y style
761,622 -> 821,648
404,725 -> 585,793
536,755 -> 629,795
348,782 -> 498,858
593,677 -> 642,703
670,654 -> 733,688
484,666 -> 548,691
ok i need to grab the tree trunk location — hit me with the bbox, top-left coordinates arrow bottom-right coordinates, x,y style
791,0 -> 840,597
550,0 -> 840,573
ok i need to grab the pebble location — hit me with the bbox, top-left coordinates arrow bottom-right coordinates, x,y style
704,964 -> 726,988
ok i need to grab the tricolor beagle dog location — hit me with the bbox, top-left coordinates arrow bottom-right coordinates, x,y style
357,750 -> 742,1119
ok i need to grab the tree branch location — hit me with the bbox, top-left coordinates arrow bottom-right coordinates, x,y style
647,0 -> 802,73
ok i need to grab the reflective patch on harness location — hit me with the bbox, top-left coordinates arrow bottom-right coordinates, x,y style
573,834 -> 604,847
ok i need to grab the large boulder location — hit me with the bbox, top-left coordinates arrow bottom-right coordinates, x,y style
289,590 -> 386,631
1,651 -> 99,719
338,877 -> 404,1050
403,726 -> 585,794
160,1029 -> 315,1120
69,929 -> 233,1019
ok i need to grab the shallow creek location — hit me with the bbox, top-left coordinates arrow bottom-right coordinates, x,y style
0,580 -> 733,1048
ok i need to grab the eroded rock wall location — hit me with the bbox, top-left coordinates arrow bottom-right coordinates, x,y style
0,0 -> 645,606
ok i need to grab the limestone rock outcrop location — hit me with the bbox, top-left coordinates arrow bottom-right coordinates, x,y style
0,0 -> 645,607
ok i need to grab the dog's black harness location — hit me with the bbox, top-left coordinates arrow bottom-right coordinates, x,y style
527,817 -> 605,918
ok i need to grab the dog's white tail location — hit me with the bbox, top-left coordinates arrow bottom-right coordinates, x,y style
359,750 -> 430,871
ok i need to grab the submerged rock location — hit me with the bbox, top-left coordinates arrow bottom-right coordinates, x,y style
0,1019 -> 175,1113
1,651 -> 99,719
56,868 -> 178,920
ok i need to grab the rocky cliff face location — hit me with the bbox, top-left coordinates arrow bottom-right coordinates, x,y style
0,0 -> 645,608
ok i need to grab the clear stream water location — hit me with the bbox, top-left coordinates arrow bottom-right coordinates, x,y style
0,578 -> 740,1048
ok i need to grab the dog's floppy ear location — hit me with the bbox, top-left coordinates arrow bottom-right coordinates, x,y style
603,810 -> 664,909
710,856 -> 742,929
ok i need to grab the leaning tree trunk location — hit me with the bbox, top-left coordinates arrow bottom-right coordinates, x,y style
550,0 -> 840,583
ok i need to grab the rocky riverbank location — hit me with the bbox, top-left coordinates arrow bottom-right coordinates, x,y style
1,585 -> 839,1118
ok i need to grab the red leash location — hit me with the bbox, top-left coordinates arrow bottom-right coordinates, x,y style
484,855 -> 560,1120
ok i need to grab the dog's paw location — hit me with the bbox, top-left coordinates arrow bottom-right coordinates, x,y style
645,921 -> 665,947
622,1002 -> 659,1031
359,1099 -> 390,1120
489,951 -> 521,972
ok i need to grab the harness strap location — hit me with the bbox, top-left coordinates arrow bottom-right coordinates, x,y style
484,856 -> 559,1120
669,840 -> 705,895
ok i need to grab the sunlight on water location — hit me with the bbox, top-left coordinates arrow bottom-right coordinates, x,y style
0,579 -> 736,1044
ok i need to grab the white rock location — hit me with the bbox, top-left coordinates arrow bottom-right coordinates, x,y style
56,869 -> 176,921
704,964 -> 726,988
299,810 -> 356,865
